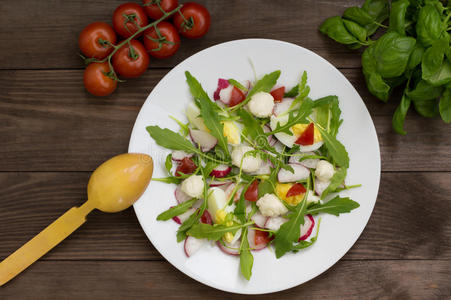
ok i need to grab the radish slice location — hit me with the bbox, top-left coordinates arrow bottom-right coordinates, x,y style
299,141 -> 324,152
278,164 -> 310,183
172,150 -> 193,161
177,207 -> 196,223
273,98 -> 296,116
175,185 -> 191,203
299,215 -> 315,241
210,164 -> 232,178
264,216 -> 288,231
213,78 -> 230,101
247,228 -> 268,251
263,125 -> 277,146
224,183 -> 242,202
172,213 -> 181,224
251,160 -> 271,175
288,151 -> 319,169
273,141 -> 285,153
315,179 -> 330,196
184,236 -> 207,257
209,180 -> 232,187
190,129 -> 218,152
217,240 -> 240,256
251,212 -> 268,228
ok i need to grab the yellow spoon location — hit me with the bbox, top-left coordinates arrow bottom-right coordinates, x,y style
0,153 -> 153,286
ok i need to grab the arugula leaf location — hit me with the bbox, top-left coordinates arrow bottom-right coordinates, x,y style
316,126 -> 349,168
157,199 -> 197,221
274,190 -> 309,258
321,168 -> 347,199
239,228 -> 253,280
177,211 -> 201,242
147,126 -> 197,152
306,196 -> 359,216
284,84 -> 299,98
235,181 -> 252,224
232,70 -> 281,110
315,96 -> 341,136
268,98 -> 314,135
258,180 -> 274,198
169,115 -> 190,137
187,222 -> 251,241
152,177 -> 182,184
165,153 -> 173,175
237,109 -> 265,141
291,218 -> 321,252
185,71 -> 230,157
228,79 -> 248,91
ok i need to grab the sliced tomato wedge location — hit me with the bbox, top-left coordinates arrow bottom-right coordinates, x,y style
295,123 -> 315,146
286,183 -> 306,197
270,86 -> 285,102
254,229 -> 273,245
228,86 -> 246,106
175,157 -> 197,177
244,180 -> 259,202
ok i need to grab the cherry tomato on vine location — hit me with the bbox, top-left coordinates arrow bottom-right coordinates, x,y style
143,22 -> 180,58
112,3 -> 149,38
83,62 -> 117,97
112,40 -> 150,78
142,0 -> 178,20
78,22 -> 117,59
173,2 -> 210,39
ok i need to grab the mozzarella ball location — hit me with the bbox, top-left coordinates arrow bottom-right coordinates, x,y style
256,193 -> 288,217
315,160 -> 335,181
247,92 -> 275,118
231,145 -> 262,173
181,175 -> 204,198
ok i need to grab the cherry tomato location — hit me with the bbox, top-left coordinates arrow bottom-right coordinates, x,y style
83,62 -> 117,97
173,2 -> 210,39
270,86 -> 285,102
295,123 -> 315,146
112,40 -> 150,78
112,3 -> 148,38
78,22 -> 117,59
254,230 -> 273,245
228,87 -> 246,106
286,183 -> 306,198
175,157 -> 197,176
244,180 -> 259,202
142,0 -> 178,20
200,210 -> 212,224
143,21 -> 180,58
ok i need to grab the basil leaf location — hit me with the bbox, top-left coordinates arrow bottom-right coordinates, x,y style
343,19 -> 367,42
362,0 -> 389,36
388,0 -> 409,36
392,93 -> 411,135
321,168 -> 347,199
316,126 -> 349,168
187,223 -> 248,241
185,72 -> 230,157
365,72 -> 391,102
439,89 -> 451,123
416,4 -> 443,48
407,44 -> 424,70
407,79 -> 443,101
306,196 -> 360,216
157,198 -> 197,221
319,16 -> 359,45
147,126 -> 197,152
412,98 -> 439,118
343,6 -> 374,26
228,79 -> 248,91
422,40 -> 451,87
239,228 -> 253,280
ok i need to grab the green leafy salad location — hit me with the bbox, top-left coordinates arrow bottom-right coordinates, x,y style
146,69 -> 360,280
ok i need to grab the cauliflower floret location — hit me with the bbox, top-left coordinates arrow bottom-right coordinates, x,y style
247,92 -> 275,118
181,175 -> 204,198
315,160 -> 335,181
231,145 -> 262,173
256,193 -> 288,217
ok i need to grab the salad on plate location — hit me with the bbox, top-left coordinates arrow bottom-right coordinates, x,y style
146,69 -> 360,280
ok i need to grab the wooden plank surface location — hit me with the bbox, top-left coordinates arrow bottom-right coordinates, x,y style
1,69 -> 450,172
0,172 -> 450,261
0,260 -> 449,299
0,0 -> 363,70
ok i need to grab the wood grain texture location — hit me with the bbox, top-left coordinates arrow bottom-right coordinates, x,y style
0,260 -> 449,299
0,172 -> 450,261
0,0 -> 364,70
1,69 -> 450,172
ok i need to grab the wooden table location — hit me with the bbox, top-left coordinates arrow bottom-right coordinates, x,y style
0,0 -> 450,298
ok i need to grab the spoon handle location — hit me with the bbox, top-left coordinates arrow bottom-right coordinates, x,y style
0,201 -> 95,286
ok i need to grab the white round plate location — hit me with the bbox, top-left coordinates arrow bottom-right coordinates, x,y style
129,39 -> 380,294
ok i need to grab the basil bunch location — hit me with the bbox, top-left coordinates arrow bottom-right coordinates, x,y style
320,0 -> 451,134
